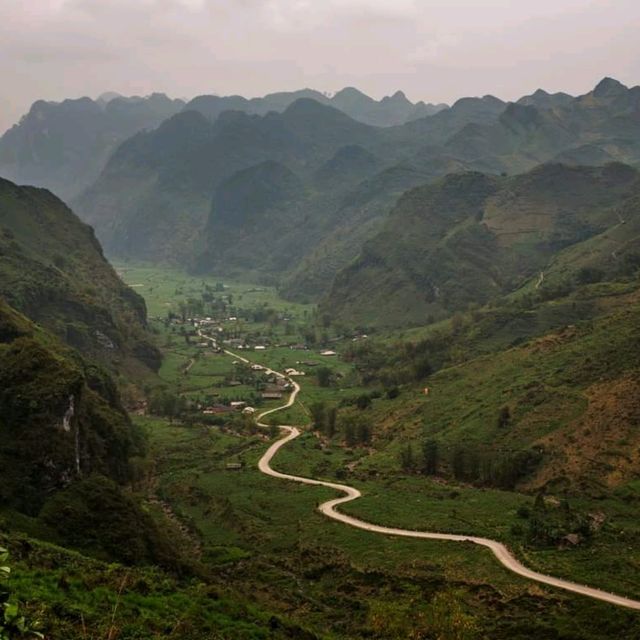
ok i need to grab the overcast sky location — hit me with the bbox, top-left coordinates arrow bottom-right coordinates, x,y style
1,0 -> 638,132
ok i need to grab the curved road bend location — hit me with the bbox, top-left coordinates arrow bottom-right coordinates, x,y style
219,344 -> 640,611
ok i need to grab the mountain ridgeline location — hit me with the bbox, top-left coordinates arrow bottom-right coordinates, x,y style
2,77 -> 640,310
0,87 -> 443,203
66,77 -> 640,303
184,86 -> 447,127
0,93 -> 185,200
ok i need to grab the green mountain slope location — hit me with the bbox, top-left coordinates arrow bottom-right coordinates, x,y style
0,298 -> 138,513
74,92 -> 507,287
75,100 -> 387,265
324,163 -> 640,327
344,277 -> 640,492
0,177 -> 160,376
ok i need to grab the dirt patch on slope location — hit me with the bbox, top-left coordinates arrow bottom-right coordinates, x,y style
526,373 -> 640,491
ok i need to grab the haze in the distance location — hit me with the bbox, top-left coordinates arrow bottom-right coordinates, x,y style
1,0 -> 638,132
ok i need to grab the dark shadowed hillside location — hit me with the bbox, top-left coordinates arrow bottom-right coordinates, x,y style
0,178 -> 160,374
0,297 -> 187,571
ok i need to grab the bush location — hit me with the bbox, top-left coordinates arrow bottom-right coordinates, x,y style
576,266 -> 604,285
0,547 -> 43,639
39,475 -> 187,572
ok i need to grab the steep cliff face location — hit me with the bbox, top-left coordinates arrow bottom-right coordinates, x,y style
0,299 -> 141,515
0,177 -> 161,376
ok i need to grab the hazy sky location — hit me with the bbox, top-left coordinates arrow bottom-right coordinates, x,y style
1,0 -> 638,131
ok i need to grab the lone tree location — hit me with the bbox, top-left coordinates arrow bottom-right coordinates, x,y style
497,405 -> 511,429
344,420 -> 357,447
316,366 -> 332,388
326,406 -> 337,438
399,443 -> 414,472
355,394 -> 372,410
422,439 -> 439,475
356,422 -> 371,445
309,402 -> 327,432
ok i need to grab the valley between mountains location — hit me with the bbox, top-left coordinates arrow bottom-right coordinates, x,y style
2,78 -> 640,639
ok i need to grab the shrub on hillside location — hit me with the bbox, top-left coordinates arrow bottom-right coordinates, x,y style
39,475 -> 187,573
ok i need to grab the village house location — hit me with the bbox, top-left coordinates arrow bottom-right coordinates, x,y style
203,404 -> 235,415
262,391 -> 283,400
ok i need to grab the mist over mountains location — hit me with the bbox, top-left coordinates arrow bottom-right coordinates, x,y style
1,77 -> 639,316
0,87 -> 445,201
2,72 -> 640,638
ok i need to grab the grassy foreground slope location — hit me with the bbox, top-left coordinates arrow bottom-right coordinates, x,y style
2,530 -> 322,640
141,417 -> 640,640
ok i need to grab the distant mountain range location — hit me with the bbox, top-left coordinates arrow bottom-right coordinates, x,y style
184,86 -> 447,127
0,93 -> 186,200
0,87 -> 446,200
70,78 -> 639,300
1,77 -> 639,318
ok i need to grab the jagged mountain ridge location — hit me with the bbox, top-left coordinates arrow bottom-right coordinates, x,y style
0,93 -> 185,200
0,85 -> 445,202
183,86 -> 447,128
75,78 -> 640,302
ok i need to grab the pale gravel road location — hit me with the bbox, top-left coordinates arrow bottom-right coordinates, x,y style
220,345 -> 640,611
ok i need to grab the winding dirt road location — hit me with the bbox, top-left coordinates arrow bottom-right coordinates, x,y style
241,354 -> 640,612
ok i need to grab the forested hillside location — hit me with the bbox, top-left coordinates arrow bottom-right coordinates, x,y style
70,78 -> 640,302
